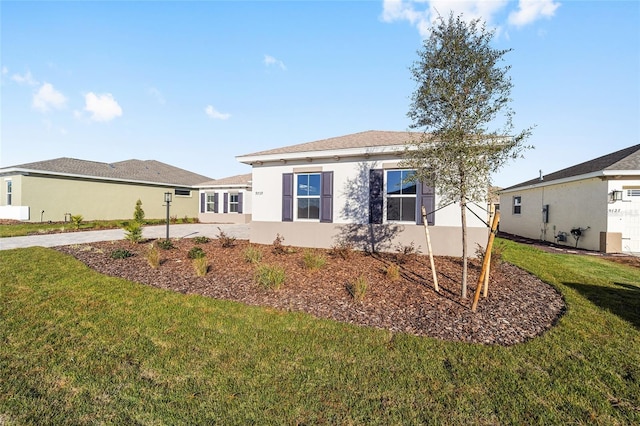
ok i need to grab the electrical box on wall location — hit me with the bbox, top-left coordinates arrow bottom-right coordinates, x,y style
542,204 -> 549,223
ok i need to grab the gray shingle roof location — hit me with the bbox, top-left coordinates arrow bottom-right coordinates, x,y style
198,173 -> 252,187
239,130 -> 418,157
4,157 -> 212,186
504,144 -> 640,190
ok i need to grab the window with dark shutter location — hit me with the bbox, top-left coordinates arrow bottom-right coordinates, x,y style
213,193 -> 219,213
238,193 -> 243,214
223,193 -> 229,213
320,171 -> 333,223
369,169 -> 383,224
416,181 -> 435,225
282,173 -> 294,221
200,193 -> 205,213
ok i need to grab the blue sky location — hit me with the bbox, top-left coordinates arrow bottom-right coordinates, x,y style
1,0 -> 638,187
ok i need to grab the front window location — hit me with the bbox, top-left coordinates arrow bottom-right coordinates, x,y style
229,193 -> 239,213
513,196 -> 522,214
6,180 -> 12,206
206,193 -> 216,212
386,170 -> 416,222
297,173 -> 320,219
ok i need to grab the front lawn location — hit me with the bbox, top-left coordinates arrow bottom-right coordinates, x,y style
1,239 -> 638,424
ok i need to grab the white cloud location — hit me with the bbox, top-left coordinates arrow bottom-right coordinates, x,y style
264,54 -> 287,71
508,0 -> 560,27
147,86 -> 166,105
32,82 -> 67,111
84,92 -> 123,122
12,70 -> 39,86
205,105 -> 231,120
382,0 -> 558,37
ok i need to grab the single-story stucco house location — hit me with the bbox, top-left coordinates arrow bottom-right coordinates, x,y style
236,130 -> 489,255
499,144 -> 640,254
197,173 -> 252,224
0,157 -> 212,222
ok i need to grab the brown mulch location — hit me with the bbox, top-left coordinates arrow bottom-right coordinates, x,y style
55,238 -> 566,346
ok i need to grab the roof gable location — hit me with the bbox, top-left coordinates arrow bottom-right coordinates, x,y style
504,144 -> 640,190
3,157 -> 212,186
198,173 -> 252,188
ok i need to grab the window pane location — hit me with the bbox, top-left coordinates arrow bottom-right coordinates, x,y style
387,171 -> 402,195
307,174 -> 321,196
298,198 -> 309,218
297,174 -> 309,196
230,194 -> 239,203
401,171 -> 416,194
387,198 -> 400,221
229,204 -> 238,213
401,198 -> 416,222
308,198 -> 320,219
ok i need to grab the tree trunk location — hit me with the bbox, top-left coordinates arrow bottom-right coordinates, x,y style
460,199 -> 468,298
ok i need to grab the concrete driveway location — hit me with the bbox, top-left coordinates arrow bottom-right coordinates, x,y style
0,223 -> 250,251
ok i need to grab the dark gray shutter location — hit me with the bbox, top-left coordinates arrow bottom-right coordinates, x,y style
282,173 -> 294,222
223,193 -> 228,213
369,169 -> 383,224
320,171 -> 333,223
238,193 -> 243,214
416,181 -> 435,225
213,193 -> 219,213
200,193 -> 205,213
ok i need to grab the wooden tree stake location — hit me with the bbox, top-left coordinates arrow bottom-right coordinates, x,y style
421,206 -> 439,293
471,211 -> 500,312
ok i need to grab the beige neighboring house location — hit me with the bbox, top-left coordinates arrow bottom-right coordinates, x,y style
236,130 -> 489,255
0,158 -> 212,222
499,144 -> 640,254
197,173 -> 252,224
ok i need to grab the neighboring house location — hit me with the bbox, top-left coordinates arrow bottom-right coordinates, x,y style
0,158 -> 212,222
197,173 -> 252,224
236,130 -> 488,255
499,144 -> 640,254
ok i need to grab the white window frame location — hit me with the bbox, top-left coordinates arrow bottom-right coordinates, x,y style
385,169 -> 417,223
229,192 -> 239,213
513,196 -> 522,215
205,193 -> 216,212
5,179 -> 12,206
295,172 -> 321,221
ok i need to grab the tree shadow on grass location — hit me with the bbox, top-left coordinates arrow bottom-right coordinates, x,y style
564,281 -> 640,329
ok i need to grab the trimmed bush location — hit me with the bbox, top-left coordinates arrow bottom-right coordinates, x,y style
110,248 -> 133,259
188,246 -> 206,259
156,239 -> 175,250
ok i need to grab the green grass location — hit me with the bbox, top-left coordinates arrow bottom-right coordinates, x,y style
1,239 -> 639,424
0,219 -> 169,238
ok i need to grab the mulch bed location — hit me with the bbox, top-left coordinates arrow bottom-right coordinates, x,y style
55,238 -> 567,346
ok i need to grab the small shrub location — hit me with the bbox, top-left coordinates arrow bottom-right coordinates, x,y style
347,274 -> 368,301
133,199 -> 145,223
475,242 -> 504,271
385,263 -> 400,281
271,234 -> 295,254
303,250 -> 326,270
394,241 -> 420,264
330,241 -> 354,259
193,256 -> 209,277
145,244 -> 160,268
255,264 -> 286,290
170,215 -> 178,224
124,221 -> 143,243
243,245 -> 262,264
110,248 -> 133,259
216,227 -> 236,248
188,246 -> 206,259
193,236 -> 210,244
156,239 -> 175,250
71,214 -> 83,230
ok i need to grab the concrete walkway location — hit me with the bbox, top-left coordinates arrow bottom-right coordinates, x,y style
0,223 -> 250,250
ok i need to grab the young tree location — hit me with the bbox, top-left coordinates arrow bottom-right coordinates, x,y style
402,13 -> 532,298
133,199 -> 145,223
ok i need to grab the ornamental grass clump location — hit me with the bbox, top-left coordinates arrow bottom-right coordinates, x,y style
385,263 -> 401,281
193,256 -> 209,277
347,274 -> 368,301
303,250 -> 326,270
243,245 -> 262,264
145,244 -> 160,269
255,264 -> 286,290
